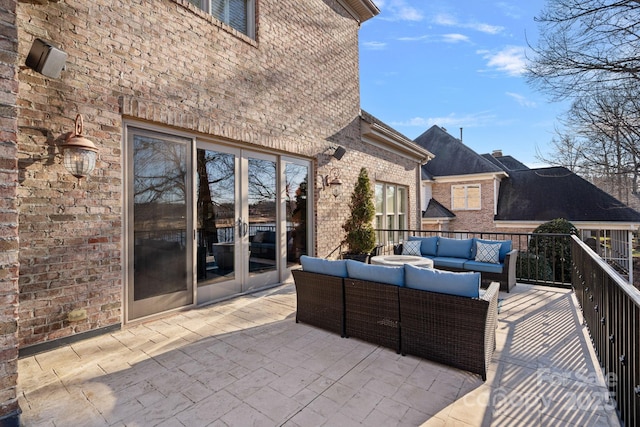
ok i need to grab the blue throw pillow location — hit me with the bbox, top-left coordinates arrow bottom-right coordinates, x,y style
408,236 -> 439,256
475,241 -> 501,264
300,255 -> 348,278
471,239 -> 512,262
404,264 -> 480,298
436,237 -> 474,259
346,259 -> 404,286
402,240 -> 422,256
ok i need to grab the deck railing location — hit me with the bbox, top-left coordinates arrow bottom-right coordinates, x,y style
571,235 -> 640,426
373,229 -> 573,287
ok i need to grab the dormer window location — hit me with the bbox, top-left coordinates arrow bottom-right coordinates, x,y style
188,0 -> 255,39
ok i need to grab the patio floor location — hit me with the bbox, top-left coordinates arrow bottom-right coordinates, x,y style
17,282 -> 620,426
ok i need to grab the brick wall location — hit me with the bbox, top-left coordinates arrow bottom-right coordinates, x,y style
430,178 -> 500,232
0,0 -> 20,422
15,0 -> 410,346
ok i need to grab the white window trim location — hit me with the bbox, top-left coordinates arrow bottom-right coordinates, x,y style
375,182 -> 408,244
451,184 -> 481,211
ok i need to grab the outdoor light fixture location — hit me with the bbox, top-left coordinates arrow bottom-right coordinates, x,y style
320,168 -> 342,198
62,114 -> 98,182
332,146 -> 346,160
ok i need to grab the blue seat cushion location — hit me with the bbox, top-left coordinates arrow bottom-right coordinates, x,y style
346,259 -> 404,286
463,260 -> 504,274
300,255 -> 348,278
404,264 -> 480,298
408,236 -> 439,256
432,257 -> 467,269
437,237 -> 473,259
471,239 -> 512,262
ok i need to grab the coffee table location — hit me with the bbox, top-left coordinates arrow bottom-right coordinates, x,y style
370,255 -> 434,268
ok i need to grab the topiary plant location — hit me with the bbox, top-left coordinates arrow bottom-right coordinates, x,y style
528,218 -> 577,283
342,167 -> 377,259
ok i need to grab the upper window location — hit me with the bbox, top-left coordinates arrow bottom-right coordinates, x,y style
452,184 -> 481,210
188,0 -> 255,38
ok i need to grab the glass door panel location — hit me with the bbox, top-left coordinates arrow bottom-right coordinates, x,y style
245,155 -> 278,290
128,129 -> 193,320
285,162 -> 309,267
196,149 -> 237,284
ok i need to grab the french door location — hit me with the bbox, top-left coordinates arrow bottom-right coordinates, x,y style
196,143 -> 280,303
126,127 -> 310,321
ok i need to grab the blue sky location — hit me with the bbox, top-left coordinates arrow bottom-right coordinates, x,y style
359,0 -> 568,168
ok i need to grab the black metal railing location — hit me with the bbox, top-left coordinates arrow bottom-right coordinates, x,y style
572,236 -> 640,426
373,229 -> 574,287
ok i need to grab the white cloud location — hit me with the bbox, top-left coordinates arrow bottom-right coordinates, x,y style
363,41 -> 388,50
442,33 -> 470,43
479,46 -> 527,76
506,92 -> 537,108
379,0 -> 424,22
433,13 -> 503,35
392,112 -> 497,129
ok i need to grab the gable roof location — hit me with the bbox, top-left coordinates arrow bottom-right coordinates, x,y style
414,125 -> 506,177
496,167 -> 640,222
482,154 -> 529,172
422,198 -> 455,219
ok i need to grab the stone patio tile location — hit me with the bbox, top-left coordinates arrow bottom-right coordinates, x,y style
268,365 -> 320,398
339,387 -> 384,422
286,405 -> 328,426
244,386 -> 301,424
16,283 -> 622,427
224,367 -> 280,400
174,389 -> 240,425
219,402 -> 277,427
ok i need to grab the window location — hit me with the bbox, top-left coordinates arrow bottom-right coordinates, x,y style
452,184 -> 481,210
188,0 -> 255,38
375,183 -> 407,244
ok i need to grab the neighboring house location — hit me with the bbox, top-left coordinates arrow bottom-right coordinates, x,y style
414,124 -> 640,280
0,0 -> 435,422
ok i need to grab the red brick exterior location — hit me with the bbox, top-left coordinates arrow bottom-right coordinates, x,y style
14,0 -> 421,350
0,0 -> 20,422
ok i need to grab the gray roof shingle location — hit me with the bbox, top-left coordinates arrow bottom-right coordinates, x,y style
414,125 -> 505,177
496,167 -> 640,222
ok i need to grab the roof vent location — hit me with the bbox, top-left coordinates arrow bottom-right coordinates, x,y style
492,150 -> 503,157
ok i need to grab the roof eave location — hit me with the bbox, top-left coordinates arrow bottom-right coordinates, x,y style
362,121 -> 434,164
339,0 -> 380,23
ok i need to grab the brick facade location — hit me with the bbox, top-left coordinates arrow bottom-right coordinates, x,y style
0,0 -> 20,423
14,0 -> 420,351
428,178 -> 499,232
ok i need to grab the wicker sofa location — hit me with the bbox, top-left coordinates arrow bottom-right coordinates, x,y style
395,236 -> 518,292
292,256 -> 500,380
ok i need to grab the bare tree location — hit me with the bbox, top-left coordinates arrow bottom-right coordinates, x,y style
527,0 -> 640,100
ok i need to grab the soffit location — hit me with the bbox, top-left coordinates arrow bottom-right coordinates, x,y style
339,0 -> 380,23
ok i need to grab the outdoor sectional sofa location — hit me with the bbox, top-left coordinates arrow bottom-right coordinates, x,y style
395,236 -> 518,292
292,256 -> 500,380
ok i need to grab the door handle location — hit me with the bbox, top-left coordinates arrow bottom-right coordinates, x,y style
237,218 -> 248,237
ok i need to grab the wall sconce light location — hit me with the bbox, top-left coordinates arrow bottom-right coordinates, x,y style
62,114 -> 98,182
320,168 -> 342,198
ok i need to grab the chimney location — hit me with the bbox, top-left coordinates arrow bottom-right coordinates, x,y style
492,149 -> 503,157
